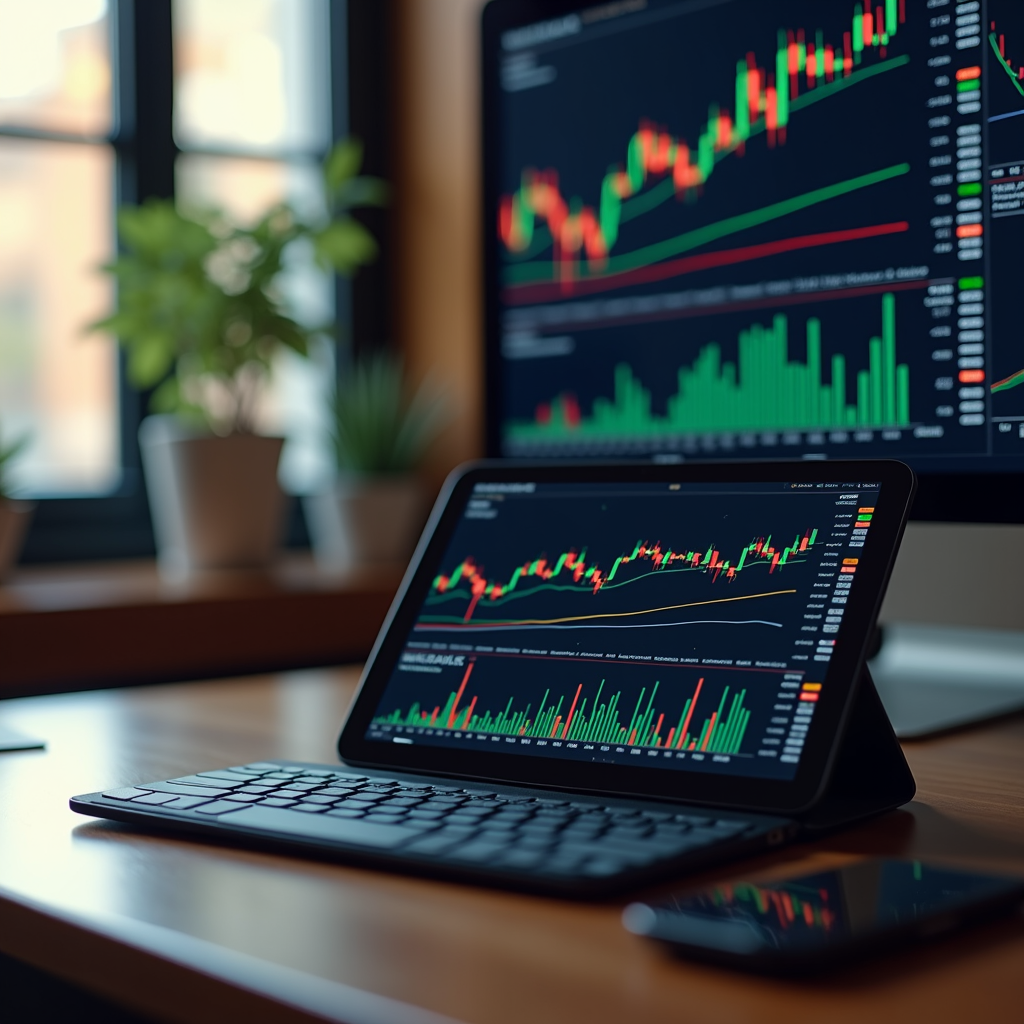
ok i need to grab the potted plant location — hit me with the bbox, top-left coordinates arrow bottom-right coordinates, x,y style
91,141 -> 386,575
0,427 -> 32,580
304,354 -> 446,570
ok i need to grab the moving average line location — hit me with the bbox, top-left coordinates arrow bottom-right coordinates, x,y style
414,617 -> 784,633
416,588 -> 798,628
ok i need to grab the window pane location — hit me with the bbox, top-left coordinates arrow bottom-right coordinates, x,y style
176,154 -> 335,494
173,0 -> 330,154
0,138 -> 118,495
0,1 -> 112,137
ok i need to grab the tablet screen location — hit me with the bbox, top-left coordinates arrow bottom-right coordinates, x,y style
363,476 -> 881,782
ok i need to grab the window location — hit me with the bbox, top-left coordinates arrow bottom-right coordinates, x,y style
0,0 -> 390,562
0,1 -> 118,496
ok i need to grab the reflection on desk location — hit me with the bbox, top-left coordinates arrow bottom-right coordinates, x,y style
0,668 -> 1022,1024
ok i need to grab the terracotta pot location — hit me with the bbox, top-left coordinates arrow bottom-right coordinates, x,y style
303,476 -> 424,570
0,498 -> 33,580
139,416 -> 286,576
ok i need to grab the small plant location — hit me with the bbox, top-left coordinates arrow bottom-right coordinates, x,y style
330,354 -> 446,475
90,139 -> 387,435
0,426 -> 28,500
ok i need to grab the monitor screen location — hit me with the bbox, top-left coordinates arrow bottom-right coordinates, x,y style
483,0 -> 1024,488
365,476 -> 881,782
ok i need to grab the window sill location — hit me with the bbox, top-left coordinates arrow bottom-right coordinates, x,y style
0,556 -> 403,697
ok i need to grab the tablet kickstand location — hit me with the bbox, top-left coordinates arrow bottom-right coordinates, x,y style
798,667 -> 916,832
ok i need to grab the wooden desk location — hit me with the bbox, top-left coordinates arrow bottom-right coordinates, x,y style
0,670 -> 1021,1024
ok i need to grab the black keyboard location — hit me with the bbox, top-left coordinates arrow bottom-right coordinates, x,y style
76,762 -> 783,894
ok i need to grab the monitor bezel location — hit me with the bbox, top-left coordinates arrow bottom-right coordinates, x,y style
337,458 -> 916,816
478,0 -> 1024,524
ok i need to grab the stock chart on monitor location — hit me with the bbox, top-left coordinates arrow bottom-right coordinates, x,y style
489,0 -> 1024,471
366,478 -> 880,781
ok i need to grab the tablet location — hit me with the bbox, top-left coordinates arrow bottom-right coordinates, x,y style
338,460 -> 915,815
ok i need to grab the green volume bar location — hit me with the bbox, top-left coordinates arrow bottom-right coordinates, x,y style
511,293 -> 911,442
373,679 -> 751,754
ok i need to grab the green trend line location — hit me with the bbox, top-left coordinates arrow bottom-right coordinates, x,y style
506,163 -> 911,287
617,55 -> 910,228
991,32 -> 1024,97
992,368 -> 1024,393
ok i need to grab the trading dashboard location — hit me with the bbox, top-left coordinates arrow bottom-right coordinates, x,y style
366,478 -> 880,781
488,0 -> 1024,472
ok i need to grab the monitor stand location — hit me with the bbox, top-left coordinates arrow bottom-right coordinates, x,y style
0,723 -> 45,752
869,522 -> 1024,739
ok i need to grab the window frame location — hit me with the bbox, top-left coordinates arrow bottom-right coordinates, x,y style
3,0 -> 392,564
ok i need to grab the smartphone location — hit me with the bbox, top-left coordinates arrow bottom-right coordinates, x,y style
622,859 -> 1024,974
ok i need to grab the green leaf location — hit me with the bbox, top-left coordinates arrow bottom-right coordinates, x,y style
126,333 -> 176,386
325,139 -> 364,192
313,218 -> 378,274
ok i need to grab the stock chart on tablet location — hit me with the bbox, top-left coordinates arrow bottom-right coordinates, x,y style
366,478 -> 881,781
490,0 -> 1024,470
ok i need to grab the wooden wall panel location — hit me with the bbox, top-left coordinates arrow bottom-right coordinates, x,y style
394,0 -> 488,490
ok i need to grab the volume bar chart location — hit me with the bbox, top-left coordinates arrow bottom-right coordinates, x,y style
373,670 -> 752,754
511,293 -> 909,442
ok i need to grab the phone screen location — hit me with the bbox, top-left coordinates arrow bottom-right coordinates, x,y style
623,860 -> 1024,964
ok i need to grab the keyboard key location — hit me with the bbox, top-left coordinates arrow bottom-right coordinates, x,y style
403,818 -> 442,830
558,840 -> 658,866
194,801 -> 250,815
238,786 -> 277,794
171,775 -> 245,790
318,786 -> 362,796
301,795 -> 338,805
496,849 -> 545,871
101,787 -> 153,801
133,792 -> 178,806
227,806 -> 417,848
326,808 -> 366,819
402,834 -> 465,857
407,810 -> 445,820
223,794 -> 263,803
363,814 -> 407,825
242,763 -> 282,771
259,798 -> 297,808
197,771 -> 261,784
162,795 -> 214,810
580,857 -> 628,878
447,840 -> 511,863
145,782 -> 231,799
294,803 -> 330,814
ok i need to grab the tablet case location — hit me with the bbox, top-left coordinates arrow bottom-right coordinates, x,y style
799,666 -> 916,831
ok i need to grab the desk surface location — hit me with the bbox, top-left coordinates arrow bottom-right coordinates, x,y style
1,670 -> 1022,1024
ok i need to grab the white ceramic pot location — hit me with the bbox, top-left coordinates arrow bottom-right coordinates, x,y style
303,476 -> 424,570
0,499 -> 33,580
139,416 -> 286,577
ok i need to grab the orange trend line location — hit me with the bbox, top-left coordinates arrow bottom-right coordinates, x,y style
436,588 -> 797,627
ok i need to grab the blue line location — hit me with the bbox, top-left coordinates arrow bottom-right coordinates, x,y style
989,108 -> 1024,122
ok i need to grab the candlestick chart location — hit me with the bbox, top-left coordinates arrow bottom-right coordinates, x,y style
674,876 -> 839,932
499,0 -> 909,297
990,21 -> 1024,99
419,526 -> 817,629
508,292 -> 909,442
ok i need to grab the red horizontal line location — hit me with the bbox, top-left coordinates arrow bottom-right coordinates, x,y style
505,221 -> 911,306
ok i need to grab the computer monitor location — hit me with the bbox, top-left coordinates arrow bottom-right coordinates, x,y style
481,0 -> 1024,733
